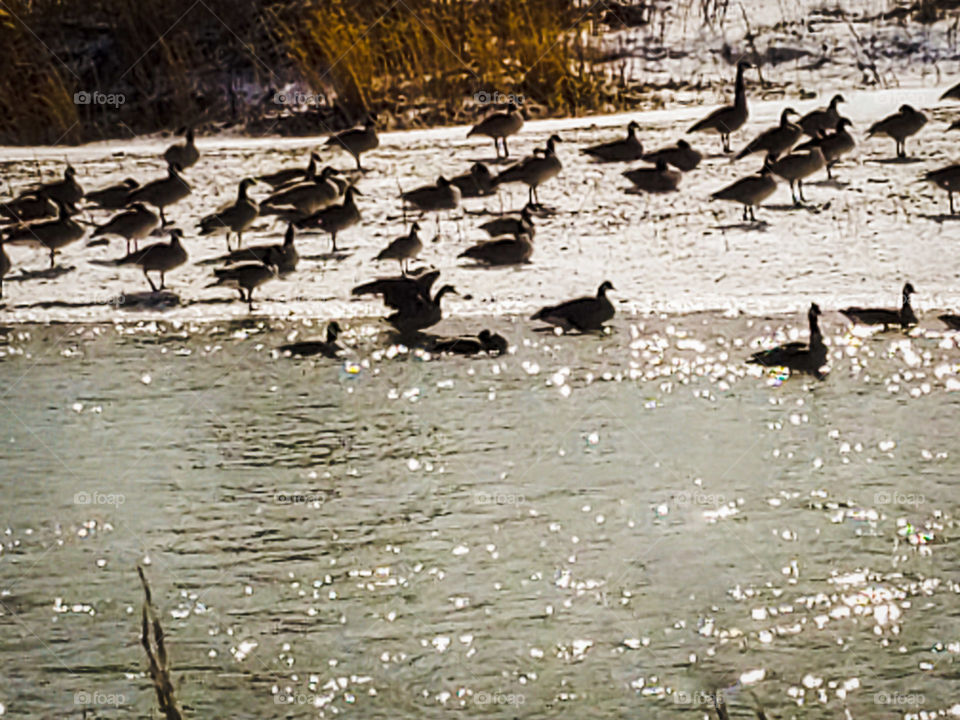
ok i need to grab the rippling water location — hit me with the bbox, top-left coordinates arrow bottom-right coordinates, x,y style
1,315 -> 958,719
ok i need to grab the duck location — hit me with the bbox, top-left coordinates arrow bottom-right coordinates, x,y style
641,139 -> 702,171
711,161 -> 777,221
0,193 -> 56,224
401,176 -> 462,214
531,280 -> 615,333
923,163 -> 960,214
258,152 -> 321,189
2,199 -> 85,268
799,94 -> 845,137
769,146 -> 826,204
91,202 -> 160,253
941,82 -> 960,101
938,314 -> 960,330
208,253 -> 279,310
20,165 -> 84,207
451,163 -> 495,198
581,121 -> 644,162
735,108 -> 802,160
795,118 -> 855,180
747,303 -> 827,379
260,166 -> 343,218
324,116 -> 379,170
840,282 -> 917,329
479,205 -> 535,238
387,284 -> 458,335
127,163 -> 191,226
108,228 -> 188,291
163,128 -> 199,169
687,61 -> 753,153
623,159 -> 682,193
493,134 -> 563,206
295,185 -> 362,251
85,178 -> 140,210
375,222 -> 422,274
204,223 -> 299,274
197,178 -> 260,251
458,231 -> 533,266
352,268 -> 440,310
279,322 -> 343,358
468,101 -> 524,158
867,104 -> 927,158
431,329 -> 508,355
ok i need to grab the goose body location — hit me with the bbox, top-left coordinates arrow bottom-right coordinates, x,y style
280,322 -> 343,358
623,159 -> 681,193
295,186 -> 362,251
941,82 -> 960,101
431,329 -> 507,355
841,282 -> 917,329
258,153 -> 320,188
375,222 -> 423,274
325,118 -> 379,170
468,102 -> 524,158
582,121 -> 644,162
209,257 -> 278,309
22,165 -> 84,207
939,314 -> 960,330
688,61 -> 752,153
0,194 -> 56,223
799,94 -> 845,137
795,118 -> 855,179
163,129 -> 199,169
3,200 -> 85,267
387,284 -> 457,335
493,134 -> 563,205
747,303 -> 827,379
401,176 -> 461,212
458,232 -> 533,266
128,164 -> 191,225
92,202 -> 160,252
479,206 -> 534,238
198,178 -> 260,250
711,164 -> 777,221
924,163 -> 960,214
867,105 -> 927,158
260,167 -> 342,216
352,268 -> 440,310
531,281 -> 615,332
735,108 -> 802,160
769,146 -> 825,204
112,228 -> 188,291
451,163 -> 495,198
85,178 -> 139,210
209,223 -> 299,274
641,139 -> 702,171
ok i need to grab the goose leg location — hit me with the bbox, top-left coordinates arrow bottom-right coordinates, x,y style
159,271 -> 166,290
159,207 -> 167,226
247,288 -> 255,312
503,136 -> 510,158
144,269 -> 158,292
741,204 -> 748,222
722,133 -> 730,154
749,205 -> 757,222
492,138 -> 500,158
126,239 -> 132,254
950,191 -> 955,216
355,153 -> 362,171
798,180 -> 806,203
331,232 -> 338,253
237,231 -> 243,249
236,288 -> 245,302
789,181 -> 798,206
48,249 -> 56,268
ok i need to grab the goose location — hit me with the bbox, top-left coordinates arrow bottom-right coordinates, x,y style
387,284 -> 458,335
641,139 -> 702,171
493,134 -> 563,206
735,108 -> 802,160
941,82 -> 960,101
352,268 -> 440,310
258,152 -> 321,189
0,245 -> 9,299
923,163 -> 960,214
711,161 -> 777,221
531,281 -> 615,332
479,205 -> 534,238
85,178 -> 140,210
260,166 -> 343,217
108,228 -> 188,291
623,159 -> 682,193
295,185 -> 362,251
2,199 -> 85,267
163,128 -> 199,169
795,118 -> 855,180
687,61 -> 753,153
458,231 -> 533,266
799,94 -> 845,137
0,193 -> 57,223
91,202 -> 160,253
747,303 -> 827,379
468,101 -> 524,158
324,116 -> 379,170
279,322 -> 343,358
451,163 -> 495,198
867,104 -> 927,158
198,178 -> 260,251
581,121 -> 644,162
841,282 -> 917,329
375,222 -> 422,274
431,329 -> 508,355
401,176 -> 461,214
128,163 -> 191,226
205,223 -> 299,274
769,146 -> 825,204
21,165 -> 84,206
208,254 -> 279,310
939,314 -> 960,330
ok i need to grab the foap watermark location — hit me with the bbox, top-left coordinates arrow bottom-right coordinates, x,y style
274,691 -> 318,705
74,491 -> 125,507
273,91 -> 325,107
274,491 -> 327,505
474,90 -> 524,106
74,690 -> 126,707
74,90 -> 125,108
673,690 -> 721,707
474,691 -> 525,706
875,491 -> 924,507
475,491 -> 525,506
874,691 -> 925,706
672,490 -> 725,508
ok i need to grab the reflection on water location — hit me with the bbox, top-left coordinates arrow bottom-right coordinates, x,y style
0,314 -> 958,719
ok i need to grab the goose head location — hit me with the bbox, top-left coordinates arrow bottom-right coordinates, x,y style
506,101 -> 520,113
598,280 -> 615,296
122,178 -> 139,189
903,282 -> 916,297
326,321 -> 341,342
363,115 -> 378,129
545,134 -> 562,153
676,139 -> 691,149
655,159 -> 668,172
899,104 -> 916,114
239,177 -> 258,196
736,60 -> 755,72
437,176 -> 451,188
168,162 -> 184,176
781,108 -> 799,122
168,228 -> 185,244
434,284 -> 458,303
309,152 -> 322,163
835,117 -> 853,131
809,302 -> 822,318
830,94 -> 846,108
65,165 -> 77,180
627,120 -> 641,135
131,201 -> 149,212
410,221 -> 421,235
344,185 -> 363,200
471,162 -> 491,179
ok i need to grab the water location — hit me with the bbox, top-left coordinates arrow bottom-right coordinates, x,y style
1,315 -> 958,719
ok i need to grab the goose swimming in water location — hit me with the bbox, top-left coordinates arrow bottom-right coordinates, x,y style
688,61 -> 753,153
795,118 -> 855,180
711,161 -> 777,221
431,329 -> 508,355
295,185 -> 362,251
85,178 -> 139,210
938,314 -> 960,330
493,135 -> 563,206
468,101 -> 524,158
2,199 -> 85,268
163,128 -> 199,169
641,139 -> 702,171
623,159 -> 681,193
458,231 -> 533,266
280,321 -> 343,358
105,228 -> 188,292
735,108 -> 802,161
747,303 -> 827,379
128,163 -> 191,226
325,116 -> 379,170
91,202 -> 160,253
198,178 -> 260,251
581,121 -> 644,162
867,105 -> 927,159
375,222 -> 423,274
840,282 -> 917,329
799,94 -> 845,137
531,281 -> 615,333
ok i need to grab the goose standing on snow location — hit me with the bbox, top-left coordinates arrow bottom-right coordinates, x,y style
400,177 -> 461,236
163,128 -> 199,170
468,101 -> 524,159
324,116 -> 379,170
91,202 -> 160,253
2,199 -> 85,268
259,166 -> 343,218
641,139 -> 702,171
747,303 -> 827,379
205,222 -> 299,275
128,163 -> 191,226
102,228 -> 188,291
531,281 -> 615,333
623,159 -> 681,193
581,121 -> 644,162
867,105 -> 927,159
735,108 -> 802,160
799,94 -> 845,137
493,134 -> 563,207
0,194 -> 56,224
208,251 -> 279,310
840,282 -> 917,329
258,153 -> 321,189
924,163 -> 960,214
711,161 -> 777,221
295,185 -> 362,252
198,178 -> 260,251
280,322 -> 343,358
19,165 -> 84,207
688,61 -> 753,154
769,146 -> 826,204
795,118 -> 855,180
375,222 -> 423,274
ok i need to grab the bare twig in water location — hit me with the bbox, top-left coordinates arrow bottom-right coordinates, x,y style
713,689 -> 730,720
138,566 -> 183,720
